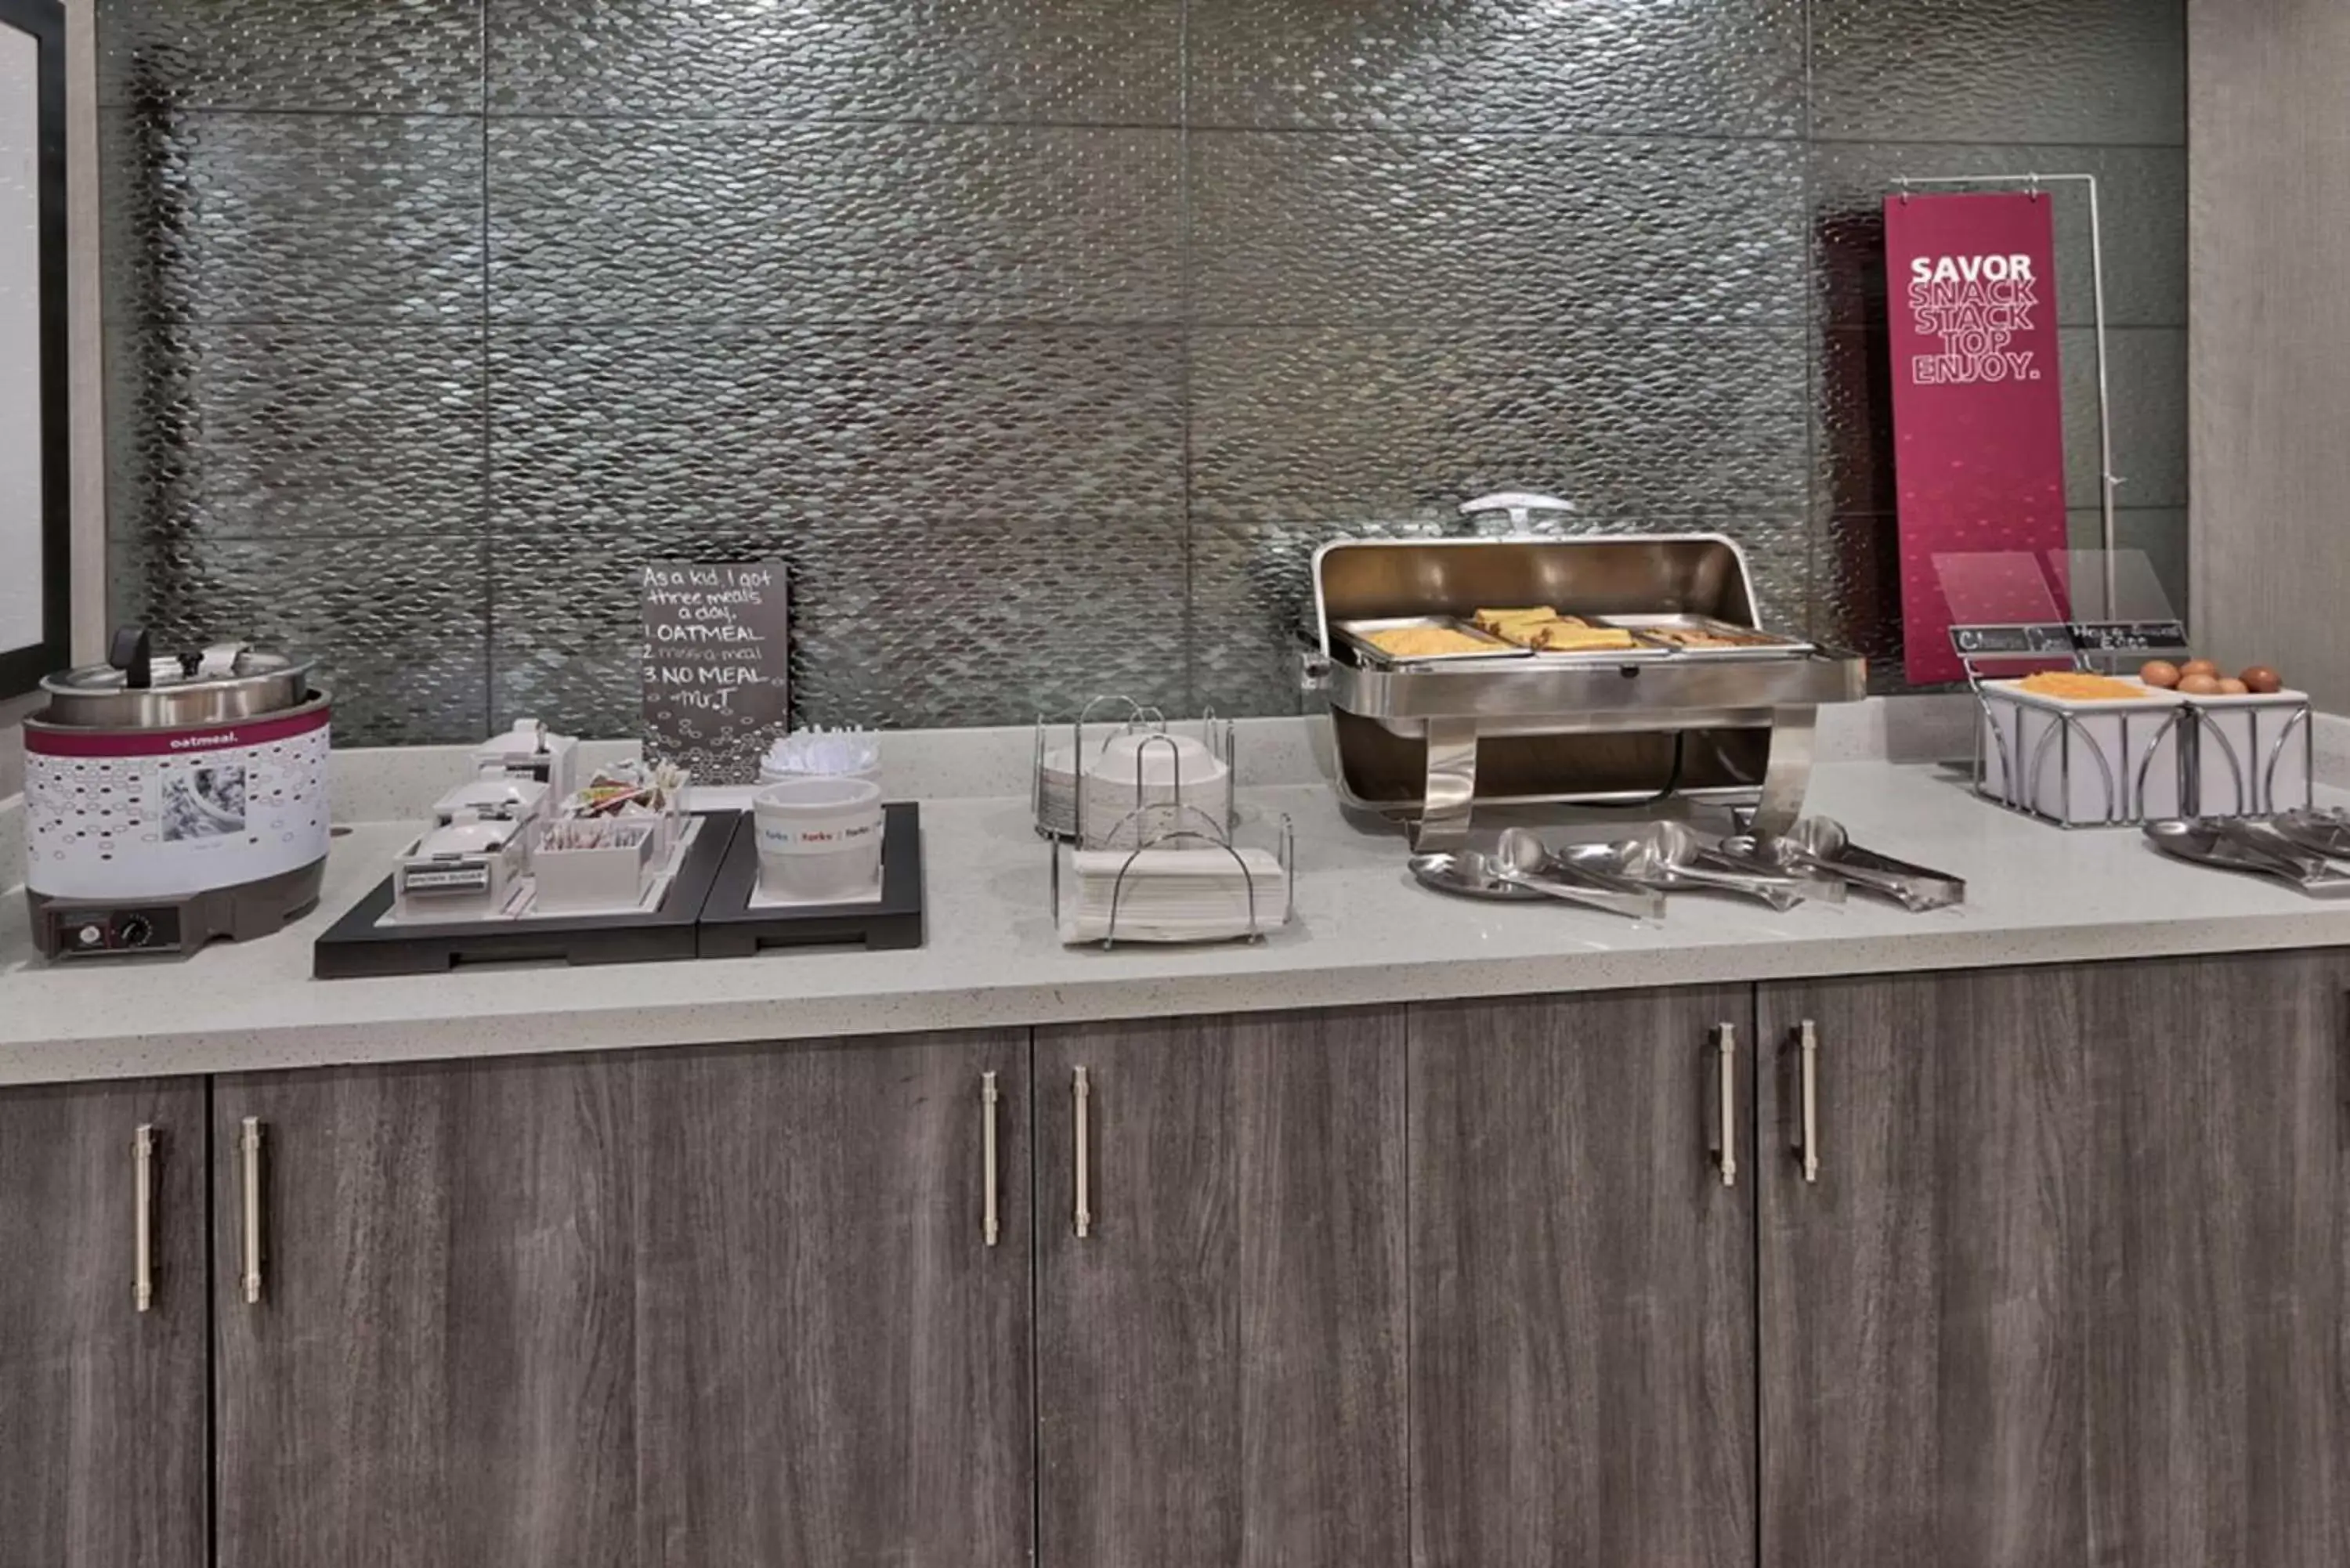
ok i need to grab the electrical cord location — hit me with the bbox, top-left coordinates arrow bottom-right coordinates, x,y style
1576,731 -> 1687,809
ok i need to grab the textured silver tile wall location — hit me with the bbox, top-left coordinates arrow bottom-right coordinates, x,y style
98,0 -> 2190,742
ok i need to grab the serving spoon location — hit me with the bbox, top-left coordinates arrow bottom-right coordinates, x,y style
1620,821 -> 1840,911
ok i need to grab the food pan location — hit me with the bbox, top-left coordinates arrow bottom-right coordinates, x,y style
1598,613 -> 1815,659
1332,616 -> 1529,667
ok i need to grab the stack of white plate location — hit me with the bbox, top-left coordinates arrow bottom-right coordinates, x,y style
1079,732 -> 1231,851
1058,847 -> 1289,945
1036,742 -> 1083,837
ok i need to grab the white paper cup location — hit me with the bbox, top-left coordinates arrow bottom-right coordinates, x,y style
753,778 -> 884,900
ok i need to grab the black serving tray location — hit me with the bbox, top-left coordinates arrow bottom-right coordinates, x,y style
697,801 -> 925,957
312,811 -> 739,979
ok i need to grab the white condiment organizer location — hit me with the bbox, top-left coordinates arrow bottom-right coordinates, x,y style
531,818 -> 659,913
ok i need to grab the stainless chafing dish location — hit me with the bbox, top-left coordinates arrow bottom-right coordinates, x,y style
1306,532 -> 1867,847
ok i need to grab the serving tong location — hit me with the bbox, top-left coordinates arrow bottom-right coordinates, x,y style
2142,808 -> 2350,896
1408,816 -> 1965,919
1718,817 -> 1967,913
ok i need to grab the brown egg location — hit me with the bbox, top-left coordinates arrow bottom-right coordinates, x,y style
2180,657 -> 2220,678
2240,665 -> 2283,694
2178,671 -> 2223,695
2216,677 -> 2251,696
2138,659 -> 2181,688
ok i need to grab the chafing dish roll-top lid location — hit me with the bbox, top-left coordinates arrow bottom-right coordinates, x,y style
1314,533 -> 1761,649
1305,529 -> 1864,838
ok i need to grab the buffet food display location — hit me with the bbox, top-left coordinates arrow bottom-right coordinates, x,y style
1306,533 -> 1867,848
21,627 -> 331,958
1973,649 -> 2312,827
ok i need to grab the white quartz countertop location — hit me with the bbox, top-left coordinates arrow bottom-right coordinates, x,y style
9,761 -> 2350,1086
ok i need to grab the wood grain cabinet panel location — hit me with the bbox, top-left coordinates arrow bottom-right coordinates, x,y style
1761,956 -> 2350,1568
212,1056 -> 638,1568
0,1078 -> 207,1568
1036,1009 -> 1409,1568
631,1030 -> 1032,1568
2078,952 -> 2349,1568
1408,988 -> 1756,1568
1758,968 -> 2094,1568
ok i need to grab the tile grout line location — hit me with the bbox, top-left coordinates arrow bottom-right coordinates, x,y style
87,99 -> 2193,156
1801,0 -> 1824,646
1179,0 -> 1197,716
479,8 -> 494,735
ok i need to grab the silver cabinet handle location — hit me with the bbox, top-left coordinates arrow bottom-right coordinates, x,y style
1073,1067 -> 1092,1239
1714,1026 -> 1737,1189
1796,1021 -> 1820,1183
239,1117 -> 265,1303
981,1073 -> 1001,1248
133,1125 -> 156,1313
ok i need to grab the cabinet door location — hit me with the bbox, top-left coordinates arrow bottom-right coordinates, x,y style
1036,1010 -> 1409,1568
213,1056 -> 637,1568
634,1031 -> 1031,1568
1759,969 -> 2093,1568
2079,952 -> 2348,1568
1409,989 -> 1755,1568
0,1078 -> 206,1568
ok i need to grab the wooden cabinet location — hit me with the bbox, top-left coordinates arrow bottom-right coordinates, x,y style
2076,952 -> 2349,1568
633,1031 -> 1031,1568
212,1056 -> 638,1568
1757,968 -> 2095,1568
10,953 -> 2343,1568
1408,989 -> 1756,1568
0,1078 -> 207,1568
1034,1010 -> 1408,1568
1760,956 -> 2350,1568
211,1033 -> 1029,1568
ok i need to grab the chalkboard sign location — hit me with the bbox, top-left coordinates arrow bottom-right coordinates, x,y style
641,562 -> 790,784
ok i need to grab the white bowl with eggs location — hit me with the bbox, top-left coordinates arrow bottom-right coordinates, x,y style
2135,659 -> 2309,816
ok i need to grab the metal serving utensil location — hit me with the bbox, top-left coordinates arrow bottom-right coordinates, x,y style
1618,821 -> 1842,911
1408,849 -> 1662,921
2270,806 -> 2350,861
1497,829 -> 1668,919
2216,816 -> 2338,878
1720,817 -> 1965,912
2142,819 -> 2350,897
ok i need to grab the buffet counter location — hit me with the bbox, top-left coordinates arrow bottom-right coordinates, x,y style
9,751 -> 2350,1086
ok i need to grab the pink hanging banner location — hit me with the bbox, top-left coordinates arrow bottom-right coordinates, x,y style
1883,191 -> 2068,683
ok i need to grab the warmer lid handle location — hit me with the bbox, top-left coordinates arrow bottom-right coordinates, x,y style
108,626 -> 154,690
1459,492 -> 1577,530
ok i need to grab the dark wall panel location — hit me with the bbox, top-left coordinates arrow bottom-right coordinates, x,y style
97,0 -> 2190,740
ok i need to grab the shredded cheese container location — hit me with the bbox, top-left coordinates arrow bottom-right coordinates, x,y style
1976,677 -> 2187,826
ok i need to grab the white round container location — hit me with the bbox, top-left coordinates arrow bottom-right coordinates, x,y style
1079,732 -> 1231,851
752,777 -> 884,901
